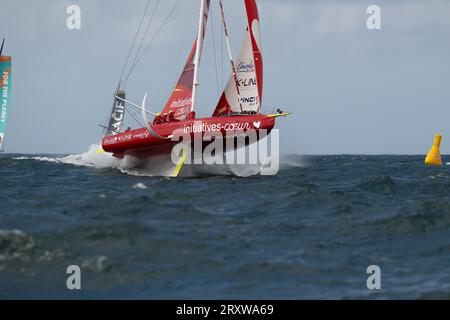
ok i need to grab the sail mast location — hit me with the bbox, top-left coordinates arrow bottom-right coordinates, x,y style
191,0 -> 209,113
0,38 -> 4,56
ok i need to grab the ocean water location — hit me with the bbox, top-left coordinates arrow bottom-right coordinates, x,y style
0,148 -> 450,299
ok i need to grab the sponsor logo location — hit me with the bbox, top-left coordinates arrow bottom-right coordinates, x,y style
118,133 -> 133,142
104,129 -> 149,145
170,97 -> 192,109
103,136 -> 118,145
1,71 -> 9,124
132,130 -> 150,139
111,101 -> 125,122
183,122 -> 221,134
167,97 -> 192,117
253,121 -> 261,129
241,96 -> 259,105
237,60 -> 255,73
237,77 -> 257,88
108,99 -> 125,134
223,123 -> 252,131
183,122 -> 256,134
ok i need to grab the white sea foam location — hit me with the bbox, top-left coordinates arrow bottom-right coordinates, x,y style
13,144 -> 178,176
81,255 -> 109,273
14,144 -> 120,169
132,183 -> 148,190
58,144 -> 121,168
13,156 -> 60,163
13,144 -> 280,177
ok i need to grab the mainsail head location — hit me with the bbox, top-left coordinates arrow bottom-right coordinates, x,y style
158,0 -> 211,122
213,0 -> 263,117
157,42 -> 197,122
0,41 -> 12,149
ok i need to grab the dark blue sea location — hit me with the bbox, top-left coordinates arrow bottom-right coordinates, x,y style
1,150 -> 450,299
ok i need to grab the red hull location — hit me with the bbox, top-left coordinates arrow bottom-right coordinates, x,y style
102,115 -> 275,159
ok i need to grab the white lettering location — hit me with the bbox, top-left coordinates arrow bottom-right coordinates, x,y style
66,5 -> 81,30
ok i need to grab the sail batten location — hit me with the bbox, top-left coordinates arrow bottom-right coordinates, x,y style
213,0 -> 263,117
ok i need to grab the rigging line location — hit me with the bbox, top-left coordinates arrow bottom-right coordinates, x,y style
122,0 -> 183,88
152,48 -> 183,111
149,12 -> 186,113
220,5 -> 224,91
124,0 -> 161,89
209,3 -> 220,99
151,17 -> 187,110
118,0 -> 151,86
125,105 -> 144,128
218,0 -> 243,112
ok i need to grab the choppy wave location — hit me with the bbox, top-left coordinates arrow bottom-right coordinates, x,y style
2,154 -> 450,299
0,229 -> 64,274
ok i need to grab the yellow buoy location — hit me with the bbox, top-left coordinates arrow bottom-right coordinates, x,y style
424,134 -> 443,166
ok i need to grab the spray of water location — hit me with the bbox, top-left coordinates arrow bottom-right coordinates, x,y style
13,144 -> 269,178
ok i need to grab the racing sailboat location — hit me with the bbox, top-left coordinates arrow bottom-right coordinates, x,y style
0,38 -> 12,152
101,0 -> 289,175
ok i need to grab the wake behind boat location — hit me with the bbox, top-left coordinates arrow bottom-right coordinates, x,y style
101,0 -> 289,175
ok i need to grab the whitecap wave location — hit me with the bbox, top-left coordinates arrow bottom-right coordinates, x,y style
13,156 -> 60,163
132,183 -> 148,190
81,255 -> 109,273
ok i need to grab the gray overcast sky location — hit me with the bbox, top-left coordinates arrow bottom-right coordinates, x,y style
1,0 -> 449,155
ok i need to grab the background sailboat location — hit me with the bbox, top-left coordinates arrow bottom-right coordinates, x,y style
0,38 -> 12,152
